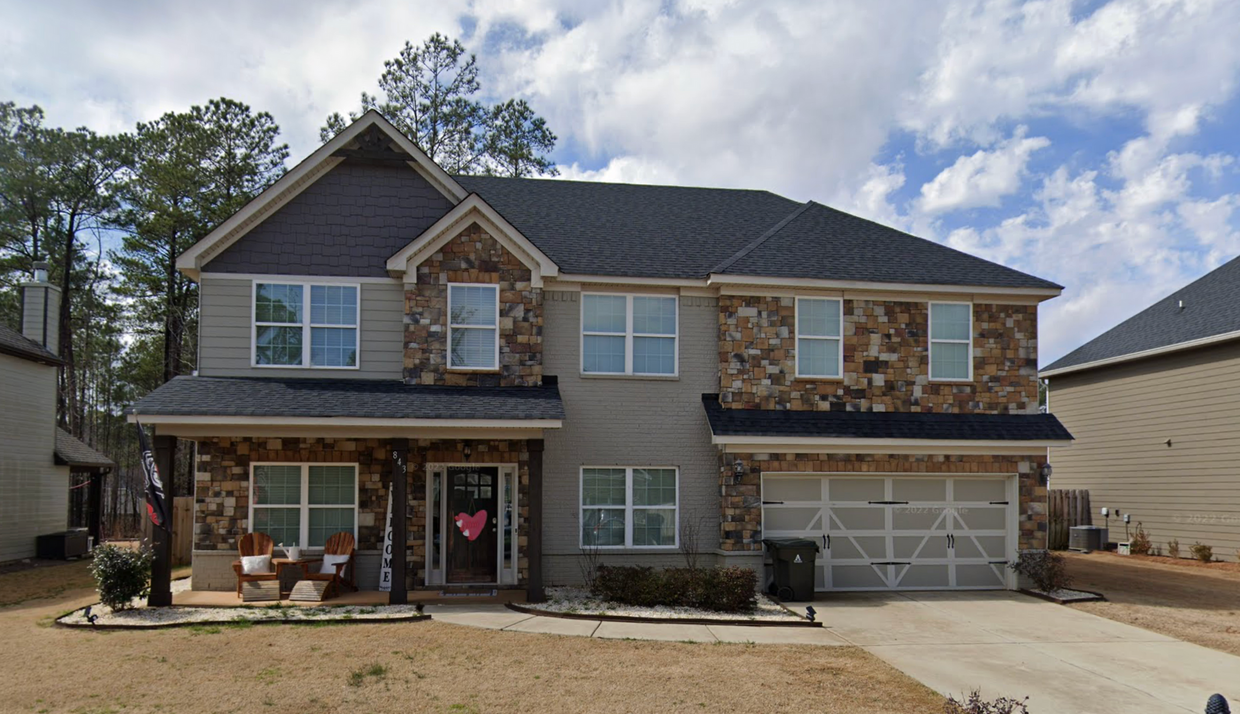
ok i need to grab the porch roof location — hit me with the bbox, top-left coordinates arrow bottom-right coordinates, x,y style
54,427 -> 115,469
127,376 -> 565,422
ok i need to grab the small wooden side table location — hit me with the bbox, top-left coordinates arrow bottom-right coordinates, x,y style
272,558 -> 312,597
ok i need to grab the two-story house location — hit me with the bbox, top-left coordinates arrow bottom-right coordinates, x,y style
129,111 -> 1071,599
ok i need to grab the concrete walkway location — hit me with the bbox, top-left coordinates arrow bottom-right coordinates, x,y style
809,591 -> 1240,714
422,602 -> 850,645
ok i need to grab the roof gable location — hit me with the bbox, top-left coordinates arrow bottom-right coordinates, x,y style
176,111 -> 467,279
1042,254 -> 1240,376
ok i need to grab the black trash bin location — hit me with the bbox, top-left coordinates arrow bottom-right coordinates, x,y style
762,538 -> 819,601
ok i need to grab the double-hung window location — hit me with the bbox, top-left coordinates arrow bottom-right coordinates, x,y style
448,284 -> 499,370
929,302 -> 972,380
581,293 -> 677,375
254,282 -> 358,368
251,464 -> 357,549
580,467 -> 678,548
796,297 -> 843,378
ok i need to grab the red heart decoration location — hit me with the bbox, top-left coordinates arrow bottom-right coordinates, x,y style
454,510 -> 487,541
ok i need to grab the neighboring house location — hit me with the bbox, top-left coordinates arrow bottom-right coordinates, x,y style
1042,256 -> 1240,562
0,264 -> 113,562
129,111 -> 1071,596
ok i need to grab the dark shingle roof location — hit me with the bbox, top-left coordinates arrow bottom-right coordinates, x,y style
0,323 -> 61,365
54,428 -> 114,468
702,395 -> 1072,441
715,202 -> 1062,289
455,175 -> 800,279
1043,254 -> 1240,374
128,376 -> 564,421
454,177 -> 1060,289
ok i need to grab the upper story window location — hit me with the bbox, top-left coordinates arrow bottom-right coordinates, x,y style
930,302 -> 972,380
254,282 -> 358,368
795,297 -> 843,378
448,284 -> 499,370
581,293 -> 677,376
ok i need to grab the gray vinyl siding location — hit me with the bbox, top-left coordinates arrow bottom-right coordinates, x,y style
196,276 -> 404,380
1048,341 -> 1240,562
541,291 -> 722,585
0,354 -> 68,562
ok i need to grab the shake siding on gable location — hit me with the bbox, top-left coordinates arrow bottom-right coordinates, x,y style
196,276 -> 404,379
1048,340 -> 1240,561
0,355 -> 67,562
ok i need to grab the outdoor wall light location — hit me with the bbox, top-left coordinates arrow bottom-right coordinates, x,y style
463,444 -> 472,461
1038,463 -> 1052,486
733,459 -> 745,482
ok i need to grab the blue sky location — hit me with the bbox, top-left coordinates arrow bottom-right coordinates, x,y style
2,0 -> 1239,365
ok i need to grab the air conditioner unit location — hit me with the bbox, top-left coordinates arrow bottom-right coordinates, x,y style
1069,526 -> 1106,553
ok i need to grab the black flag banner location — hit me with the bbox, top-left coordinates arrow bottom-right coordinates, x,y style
136,423 -> 170,531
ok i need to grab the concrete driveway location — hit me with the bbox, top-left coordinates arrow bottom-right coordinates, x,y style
812,591 -> 1240,714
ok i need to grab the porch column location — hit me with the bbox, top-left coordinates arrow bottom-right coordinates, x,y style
147,434 -> 176,607
390,439 -> 409,605
87,467 -> 107,546
527,439 -> 545,603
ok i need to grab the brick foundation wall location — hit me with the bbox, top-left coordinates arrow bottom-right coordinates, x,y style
720,452 -> 1048,552
719,297 -> 1038,413
404,222 -> 542,387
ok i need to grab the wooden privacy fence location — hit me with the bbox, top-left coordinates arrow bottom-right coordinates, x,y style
1048,489 -> 1092,550
171,497 -> 193,566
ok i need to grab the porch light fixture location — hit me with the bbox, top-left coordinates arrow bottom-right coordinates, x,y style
733,459 -> 745,481
1038,463 -> 1052,487
463,444 -> 472,461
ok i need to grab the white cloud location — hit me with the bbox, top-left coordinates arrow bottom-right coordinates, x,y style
917,127 -> 1050,214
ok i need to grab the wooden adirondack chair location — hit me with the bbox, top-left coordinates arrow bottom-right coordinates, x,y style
232,532 -> 277,596
299,532 -> 357,596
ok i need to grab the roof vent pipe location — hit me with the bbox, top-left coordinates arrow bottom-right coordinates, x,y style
1178,299 -> 1185,311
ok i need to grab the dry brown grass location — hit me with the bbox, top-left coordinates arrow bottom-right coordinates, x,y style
0,559 -> 96,607
1065,551 -> 1240,657
0,582 -> 942,714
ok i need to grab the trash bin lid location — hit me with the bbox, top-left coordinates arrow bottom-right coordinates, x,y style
762,537 -> 820,550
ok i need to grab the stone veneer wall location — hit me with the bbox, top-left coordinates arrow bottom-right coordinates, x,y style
719,297 -> 1038,413
719,452 -> 1048,553
193,437 -> 530,589
404,221 -> 542,387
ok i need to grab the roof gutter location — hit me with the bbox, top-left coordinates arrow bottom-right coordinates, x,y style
1040,328 -> 1240,378
711,434 -> 1072,455
705,274 -> 1063,299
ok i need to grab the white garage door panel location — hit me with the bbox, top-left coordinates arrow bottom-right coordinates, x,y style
763,475 -> 1015,592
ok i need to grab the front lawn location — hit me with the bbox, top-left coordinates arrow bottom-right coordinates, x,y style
1064,551 -> 1240,657
0,574 -> 943,713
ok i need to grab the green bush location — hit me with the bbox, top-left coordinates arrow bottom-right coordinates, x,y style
1190,542 -> 1213,563
89,543 -> 154,610
592,565 -> 758,613
1008,549 -> 1072,593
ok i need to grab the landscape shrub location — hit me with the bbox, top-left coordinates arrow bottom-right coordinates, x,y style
1167,539 -> 1180,558
944,690 -> 1030,714
1008,549 -> 1072,593
1128,522 -> 1152,556
592,565 -> 758,613
89,543 -> 154,610
1190,542 -> 1214,563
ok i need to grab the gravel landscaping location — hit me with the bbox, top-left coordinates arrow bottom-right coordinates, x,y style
57,577 -> 425,627
529,586 -> 805,621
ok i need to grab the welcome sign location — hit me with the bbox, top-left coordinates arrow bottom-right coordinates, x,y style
378,490 -> 393,592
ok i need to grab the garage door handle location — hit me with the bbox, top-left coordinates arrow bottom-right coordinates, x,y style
762,500 -> 784,505
989,560 -> 1009,565
871,561 -> 910,566
989,501 -> 1009,505
867,500 -> 909,505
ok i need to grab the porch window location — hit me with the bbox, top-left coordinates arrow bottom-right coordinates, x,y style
254,281 -> 358,368
581,293 -> 677,375
795,297 -> 843,378
581,467 -> 678,548
251,464 -> 357,548
448,284 -> 499,370
930,302 -> 972,380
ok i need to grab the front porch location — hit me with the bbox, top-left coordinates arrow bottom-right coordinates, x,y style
172,586 -> 528,608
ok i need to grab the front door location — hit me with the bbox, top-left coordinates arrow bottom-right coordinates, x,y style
446,466 -> 499,584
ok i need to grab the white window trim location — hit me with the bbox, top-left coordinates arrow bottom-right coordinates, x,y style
794,296 -> 845,379
250,280 -> 362,370
929,301 -> 974,382
578,466 -> 679,549
579,293 -> 679,377
447,283 -> 501,371
248,463 -> 359,550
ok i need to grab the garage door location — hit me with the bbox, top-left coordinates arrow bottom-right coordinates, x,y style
762,475 -> 1014,591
